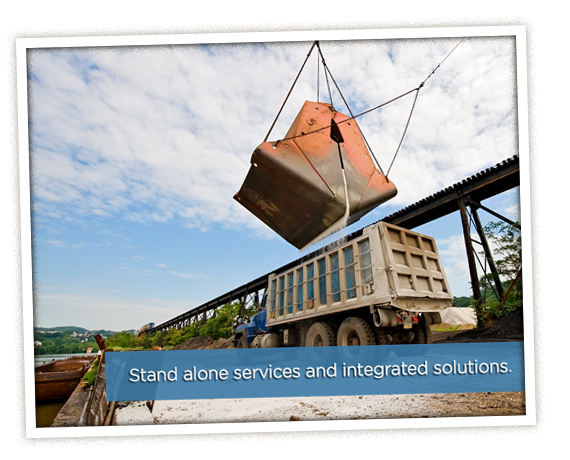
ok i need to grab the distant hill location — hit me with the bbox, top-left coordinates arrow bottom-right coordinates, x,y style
35,326 -> 89,333
33,326 -> 134,355
34,326 -> 131,336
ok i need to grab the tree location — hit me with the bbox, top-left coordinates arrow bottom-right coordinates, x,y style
119,300 -> 261,350
163,328 -> 185,348
106,331 -> 136,349
150,331 -> 164,348
453,296 -> 473,308
478,220 -> 522,320
199,303 -> 242,340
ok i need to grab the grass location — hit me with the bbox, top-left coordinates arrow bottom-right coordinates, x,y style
431,324 -> 462,332
82,360 -> 99,387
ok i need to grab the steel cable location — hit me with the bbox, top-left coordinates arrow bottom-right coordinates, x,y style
263,41 -> 318,142
269,38 -> 464,178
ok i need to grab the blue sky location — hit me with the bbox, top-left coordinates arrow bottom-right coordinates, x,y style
27,36 -> 520,331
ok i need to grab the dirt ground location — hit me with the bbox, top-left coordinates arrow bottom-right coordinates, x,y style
113,307 -> 526,426
113,391 -> 525,425
433,307 -> 524,343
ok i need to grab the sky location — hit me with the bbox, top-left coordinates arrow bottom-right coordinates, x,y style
26,34 -> 521,331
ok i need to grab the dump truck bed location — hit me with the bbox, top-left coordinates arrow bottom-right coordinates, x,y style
265,222 -> 452,326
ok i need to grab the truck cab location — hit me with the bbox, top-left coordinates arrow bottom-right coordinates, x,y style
234,297 -> 271,348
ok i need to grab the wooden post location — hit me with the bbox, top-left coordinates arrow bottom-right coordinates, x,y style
497,269 -> 522,311
94,334 -> 106,351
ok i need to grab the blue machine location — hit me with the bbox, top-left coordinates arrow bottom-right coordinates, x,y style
235,309 -> 272,348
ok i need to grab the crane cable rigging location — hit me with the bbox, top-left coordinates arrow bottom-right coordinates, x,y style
263,38 -> 465,179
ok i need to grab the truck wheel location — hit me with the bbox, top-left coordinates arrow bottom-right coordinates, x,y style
337,317 -> 376,346
394,324 -> 431,357
375,327 -> 389,345
236,335 -> 248,348
412,324 -> 432,344
305,322 -> 336,347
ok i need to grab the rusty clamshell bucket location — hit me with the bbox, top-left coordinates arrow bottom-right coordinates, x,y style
234,101 -> 397,249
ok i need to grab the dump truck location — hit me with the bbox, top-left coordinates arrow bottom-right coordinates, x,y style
138,322 -> 155,335
234,221 -> 452,348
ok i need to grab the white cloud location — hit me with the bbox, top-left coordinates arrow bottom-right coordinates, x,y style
437,234 -> 470,289
111,263 -> 153,276
168,270 -> 211,280
47,239 -> 66,248
34,291 -> 196,331
28,37 -> 517,237
45,239 -> 90,249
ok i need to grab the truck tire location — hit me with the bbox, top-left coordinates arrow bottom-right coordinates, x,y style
375,327 -> 389,346
337,317 -> 376,346
236,335 -> 248,348
305,322 -> 336,347
412,324 -> 432,344
395,324 -> 431,357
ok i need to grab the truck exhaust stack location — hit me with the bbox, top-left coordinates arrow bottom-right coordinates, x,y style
234,101 -> 397,249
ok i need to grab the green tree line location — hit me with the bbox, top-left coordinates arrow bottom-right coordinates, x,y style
105,301 -> 257,351
34,331 -> 101,355
451,220 -> 522,323
477,220 -> 522,321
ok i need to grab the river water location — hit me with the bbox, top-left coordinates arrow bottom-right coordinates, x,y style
34,352 -> 98,427
35,352 -> 97,366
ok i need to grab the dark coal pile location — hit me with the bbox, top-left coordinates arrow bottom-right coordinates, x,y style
172,336 -> 214,350
440,307 -> 524,343
172,336 -> 235,350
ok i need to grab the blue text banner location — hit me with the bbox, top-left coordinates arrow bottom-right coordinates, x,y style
105,342 -> 525,402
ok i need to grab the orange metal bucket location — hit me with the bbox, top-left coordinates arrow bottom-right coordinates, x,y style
234,101 -> 397,249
